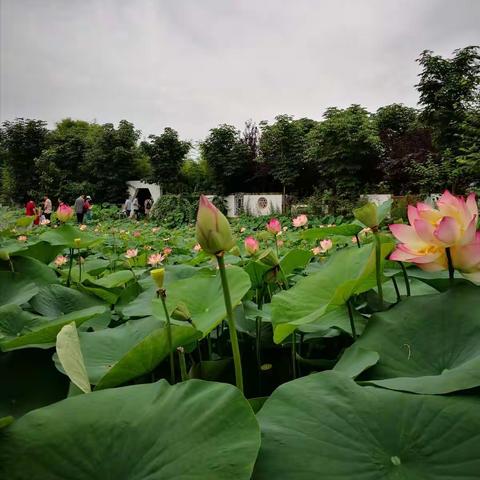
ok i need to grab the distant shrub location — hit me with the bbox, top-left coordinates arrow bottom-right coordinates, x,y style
150,195 -> 196,227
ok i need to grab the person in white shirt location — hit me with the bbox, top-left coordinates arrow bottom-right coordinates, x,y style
131,197 -> 139,219
43,195 -> 52,221
124,197 -> 132,217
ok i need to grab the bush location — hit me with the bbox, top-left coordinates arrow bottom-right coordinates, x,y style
150,195 -> 197,227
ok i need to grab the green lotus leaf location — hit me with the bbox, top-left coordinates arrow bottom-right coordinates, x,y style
0,305 -> 108,351
253,371 -> 480,479
0,380 -> 260,480
271,243 -> 393,343
342,283 -> 480,394
152,265 -> 251,337
39,224 -> 101,249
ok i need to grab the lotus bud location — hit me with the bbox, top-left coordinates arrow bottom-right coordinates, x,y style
244,236 -> 259,255
171,302 -> 192,322
353,202 -> 378,229
266,218 -> 281,235
150,268 -> 165,289
195,195 -> 235,255
74,238 -> 81,248
56,204 -> 74,223
258,248 -> 279,267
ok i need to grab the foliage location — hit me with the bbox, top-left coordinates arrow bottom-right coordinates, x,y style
141,127 -> 191,193
0,200 -> 479,478
149,194 -> 197,226
306,105 -> 382,200
258,115 -> 314,195
0,118 -> 49,203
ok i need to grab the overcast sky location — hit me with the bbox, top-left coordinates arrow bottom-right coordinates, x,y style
1,0 -> 479,142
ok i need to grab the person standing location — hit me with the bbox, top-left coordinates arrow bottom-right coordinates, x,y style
144,197 -> 153,217
25,199 -> 36,217
131,197 -> 139,219
74,194 -> 85,224
84,196 -> 92,222
43,195 -> 52,221
124,196 -> 132,218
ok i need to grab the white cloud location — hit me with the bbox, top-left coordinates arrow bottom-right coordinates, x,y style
1,0 -> 479,141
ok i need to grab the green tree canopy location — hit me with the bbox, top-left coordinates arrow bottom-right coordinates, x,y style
0,118 -> 49,203
306,105 -> 381,198
141,128 -> 190,193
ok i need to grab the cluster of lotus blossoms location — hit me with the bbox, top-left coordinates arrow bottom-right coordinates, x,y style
389,190 -> 480,283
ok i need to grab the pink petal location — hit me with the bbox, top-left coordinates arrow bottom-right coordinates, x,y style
414,219 -> 437,244
434,216 -> 461,246
461,216 -> 478,245
407,205 -> 420,226
389,224 -> 425,249
466,192 -> 478,218
416,203 -> 442,223
437,190 -> 460,210
451,242 -> 480,271
390,247 -> 416,262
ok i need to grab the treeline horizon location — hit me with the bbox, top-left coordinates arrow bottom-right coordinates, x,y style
1,46 -> 479,207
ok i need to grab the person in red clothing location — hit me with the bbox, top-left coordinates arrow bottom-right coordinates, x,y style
25,199 -> 36,216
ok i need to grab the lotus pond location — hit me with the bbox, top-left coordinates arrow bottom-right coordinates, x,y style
0,193 -> 479,479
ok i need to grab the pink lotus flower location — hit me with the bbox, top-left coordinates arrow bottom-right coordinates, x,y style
54,255 -> 68,267
193,243 -> 202,252
163,247 -> 172,255
125,248 -> 138,259
133,230 -> 141,238
148,253 -> 165,266
311,246 -> 322,256
79,224 -> 87,231
244,236 -> 259,255
450,232 -> 480,283
320,239 -> 333,252
389,190 -> 480,281
266,218 -> 281,235
292,214 -> 308,228
17,235 -> 27,242
40,218 -> 50,226
56,204 -> 74,222
195,195 -> 235,254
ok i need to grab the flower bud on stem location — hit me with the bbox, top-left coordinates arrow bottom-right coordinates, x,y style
157,288 -> 175,385
216,253 -> 244,393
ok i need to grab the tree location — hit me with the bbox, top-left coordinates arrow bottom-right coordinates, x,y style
0,118 -> 49,203
306,105 -> 381,198
35,119 -> 103,202
86,120 -> 144,203
200,124 -> 250,194
375,104 -> 435,194
258,115 -> 314,195
141,128 -> 190,193
417,46 -> 480,155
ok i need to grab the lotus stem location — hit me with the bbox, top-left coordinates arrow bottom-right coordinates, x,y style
373,232 -> 384,308
391,276 -> 401,302
158,289 -> 175,384
347,300 -> 357,340
67,248 -> 74,287
355,234 -> 361,248
216,253 -> 244,393
446,247 -> 454,285
291,330 -> 297,379
399,262 -> 411,296
177,347 -> 188,382
78,249 -> 82,282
